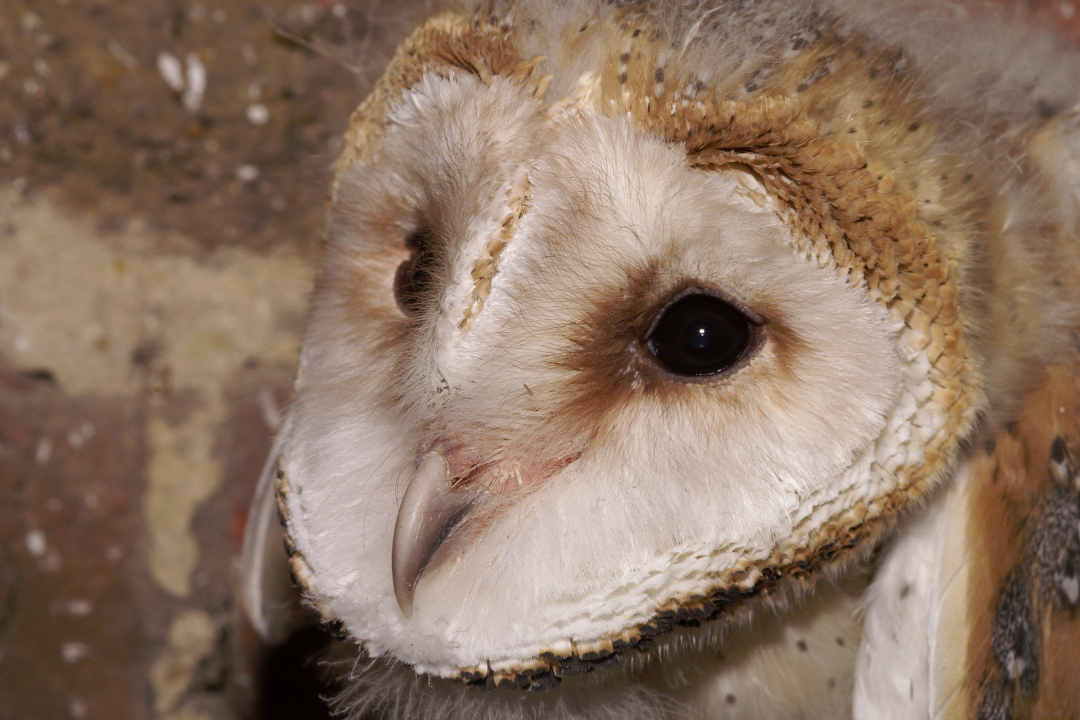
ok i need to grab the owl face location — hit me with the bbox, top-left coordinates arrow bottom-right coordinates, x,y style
275,4 -> 984,682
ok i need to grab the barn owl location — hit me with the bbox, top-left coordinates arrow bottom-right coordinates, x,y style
239,0 -> 1080,717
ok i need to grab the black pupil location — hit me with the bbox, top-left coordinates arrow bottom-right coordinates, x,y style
394,228 -> 436,315
646,293 -> 753,376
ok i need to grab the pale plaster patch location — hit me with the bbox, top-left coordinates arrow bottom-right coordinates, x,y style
149,609 -> 216,714
0,183 -> 312,596
144,410 -> 224,598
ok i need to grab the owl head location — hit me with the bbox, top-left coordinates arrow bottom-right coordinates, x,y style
241,0 -> 1075,692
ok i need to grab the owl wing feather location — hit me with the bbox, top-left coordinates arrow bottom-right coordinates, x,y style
858,363 -> 1080,720
956,367 -> 1080,719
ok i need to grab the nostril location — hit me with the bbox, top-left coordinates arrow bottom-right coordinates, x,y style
394,228 -> 437,316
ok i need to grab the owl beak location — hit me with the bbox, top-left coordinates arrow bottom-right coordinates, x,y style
391,449 -> 478,618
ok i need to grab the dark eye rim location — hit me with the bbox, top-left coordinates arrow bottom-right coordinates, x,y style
394,224 -> 438,316
639,285 -> 767,383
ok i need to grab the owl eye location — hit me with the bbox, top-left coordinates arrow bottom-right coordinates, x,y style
394,227 -> 437,316
645,291 -> 756,377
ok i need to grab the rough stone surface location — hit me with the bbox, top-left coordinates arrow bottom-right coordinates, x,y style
0,1 -> 1075,719
0,0 -> 427,716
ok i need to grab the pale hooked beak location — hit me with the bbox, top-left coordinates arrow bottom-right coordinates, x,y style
391,449 -> 479,618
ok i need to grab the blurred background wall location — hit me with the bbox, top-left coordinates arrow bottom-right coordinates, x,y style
0,1 -> 1076,719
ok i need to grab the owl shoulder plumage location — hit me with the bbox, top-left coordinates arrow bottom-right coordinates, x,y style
859,365 -> 1080,720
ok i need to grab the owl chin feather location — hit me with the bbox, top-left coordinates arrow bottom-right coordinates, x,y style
322,573 -> 869,720
240,0 -> 1080,717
